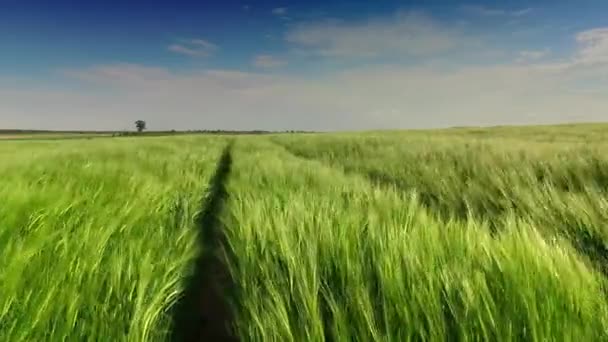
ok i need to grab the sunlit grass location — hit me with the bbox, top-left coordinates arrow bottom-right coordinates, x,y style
272,129 -> 608,273
3,124 -> 608,341
0,136 -> 227,341
223,138 -> 608,341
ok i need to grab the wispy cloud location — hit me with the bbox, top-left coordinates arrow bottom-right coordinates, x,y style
513,8 -> 533,16
168,39 -> 218,57
575,28 -> 608,65
5,1 -> 608,132
62,63 -> 172,87
285,12 -> 471,58
516,49 -> 550,63
533,28 -> 608,73
463,5 -> 533,17
271,7 -> 291,21
272,7 -> 287,16
242,5 -> 250,11
14,25 -> 600,131
252,55 -> 287,68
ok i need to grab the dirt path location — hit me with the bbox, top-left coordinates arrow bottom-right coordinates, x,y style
171,143 -> 238,342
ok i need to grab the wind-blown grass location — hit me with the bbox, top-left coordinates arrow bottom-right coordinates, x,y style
0,136 -> 227,341
272,130 -> 608,274
3,124 -> 608,341
222,138 -> 608,341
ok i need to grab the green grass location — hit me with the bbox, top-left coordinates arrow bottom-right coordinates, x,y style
224,137 -> 608,341
271,129 -> 608,273
0,136 -> 228,341
2,123 -> 608,340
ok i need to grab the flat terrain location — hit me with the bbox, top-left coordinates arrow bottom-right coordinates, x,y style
1,123 -> 608,341
0,132 -> 112,140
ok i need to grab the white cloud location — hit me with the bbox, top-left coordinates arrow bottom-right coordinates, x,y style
168,39 -> 218,57
271,7 -> 291,21
512,8 -> 533,16
252,55 -> 288,68
272,7 -> 287,15
516,49 -> 550,63
3,46 -> 607,131
63,64 -> 172,86
285,12 -> 472,58
462,5 -> 533,17
533,28 -> 608,75
2,16 -> 608,132
575,28 -> 608,65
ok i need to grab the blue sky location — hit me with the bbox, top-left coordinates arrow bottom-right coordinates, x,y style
1,0 -> 607,130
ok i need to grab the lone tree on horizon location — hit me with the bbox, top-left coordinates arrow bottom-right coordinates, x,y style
135,120 -> 146,133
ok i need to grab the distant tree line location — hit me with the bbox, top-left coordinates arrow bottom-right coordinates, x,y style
111,129 -> 313,137
0,122 -> 314,138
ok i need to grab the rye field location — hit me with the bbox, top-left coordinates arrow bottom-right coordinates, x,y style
1,124 -> 608,341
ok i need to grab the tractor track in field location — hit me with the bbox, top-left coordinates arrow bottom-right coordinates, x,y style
171,142 -> 238,342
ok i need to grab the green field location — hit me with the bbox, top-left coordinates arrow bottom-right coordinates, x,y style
1,124 -> 608,341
